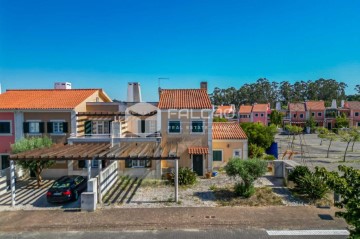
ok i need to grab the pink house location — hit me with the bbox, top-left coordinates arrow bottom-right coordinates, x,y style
288,103 -> 306,126
0,112 -> 15,170
238,105 -> 252,123
252,104 -> 271,125
305,101 -> 325,127
345,101 -> 360,127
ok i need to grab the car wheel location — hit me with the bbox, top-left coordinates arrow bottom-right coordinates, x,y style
74,190 -> 79,201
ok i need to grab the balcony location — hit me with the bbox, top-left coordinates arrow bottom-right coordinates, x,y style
68,132 -> 162,144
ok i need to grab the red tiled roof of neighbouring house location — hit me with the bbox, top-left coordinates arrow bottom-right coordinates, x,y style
0,89 -> 110,110
252,103 -> 269,112
188,147 -> 209,155
345,101 -> 360,110
215,105 -> 234,114
158,89 -> 212,109
239,105 -> 253,114
305,101 -> 325,111
289,103 -> 306,112
212,122 -> 247,140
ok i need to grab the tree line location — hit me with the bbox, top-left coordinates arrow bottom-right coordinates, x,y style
210,78 -> 359,108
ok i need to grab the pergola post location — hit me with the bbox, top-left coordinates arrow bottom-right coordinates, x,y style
175,158 -> 179,203
98,159 -> 103,204
87,159 -> 91,181
10,160 -> 16,207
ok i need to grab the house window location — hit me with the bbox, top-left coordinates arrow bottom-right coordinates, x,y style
213,150 -> 222,162
260,113 -> 264,117
355,112 -> 359,117
129,160 -> 151,168
300,114 -> 304,119
312,112 -> 315,117
233,149 -> 242,158
48,122 -> 68,134
0,121 -> 11,134
191,121 -> 204,133
168,121 -> 181,133
1,155 -> 10,170
24,122 -> 44,134
318,112 -> 322,117
78,160 -> 86,169
255,113 -> 259,117
92,121 -> 110,134
293,114 -> 297,118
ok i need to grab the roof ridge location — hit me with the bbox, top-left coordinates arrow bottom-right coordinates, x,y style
161,88 -> 207,91
6,89 -> 101,91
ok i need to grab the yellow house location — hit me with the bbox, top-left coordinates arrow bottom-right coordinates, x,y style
212,122 -> 248,169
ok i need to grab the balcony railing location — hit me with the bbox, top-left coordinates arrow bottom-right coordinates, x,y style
69,132 -> 161,139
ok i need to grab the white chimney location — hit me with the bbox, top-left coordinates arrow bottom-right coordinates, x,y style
0,83 -> 2,94
276,102 -> 281,111
127,82 -> 142,102
54,82 -> 72,89
331,99 -> 337,109
341,100 -> 345,108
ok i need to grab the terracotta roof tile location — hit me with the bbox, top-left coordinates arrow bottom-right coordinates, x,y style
188,147 -> 209,155
239,105 -> 252,114
252,104 -> 269,112
158,89 -> 212,109
289,103 -> 306,112
305,101 -> 325,110
0,89 -> 103,110
345,101 -> 360,110
215,105 -> 234,114
212,122 -> 247,140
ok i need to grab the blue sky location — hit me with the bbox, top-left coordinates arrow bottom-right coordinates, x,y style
0,0 -> 359,101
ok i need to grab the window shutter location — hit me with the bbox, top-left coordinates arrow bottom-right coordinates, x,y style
125,159 -> 132,168
85,121 -> 92,135
39,122 -> 45,133
47,122 -> 53,133
63,122 -> 68,133
23,122 -> 29,133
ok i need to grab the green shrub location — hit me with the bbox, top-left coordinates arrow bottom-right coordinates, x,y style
234,182 -> 255,198
297,173 -> 328,200
169,167 -> 197,186
225,158 -> 267,198
249,143 -> 265,158
288,166 -> 311,185
263,154 -> 276,161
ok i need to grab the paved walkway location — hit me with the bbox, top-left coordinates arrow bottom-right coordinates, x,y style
0,206 -> 348,232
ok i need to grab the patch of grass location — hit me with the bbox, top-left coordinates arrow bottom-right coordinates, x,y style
214,186 -> 283,207
289,189 -> 333,207
209,184 -> 217,191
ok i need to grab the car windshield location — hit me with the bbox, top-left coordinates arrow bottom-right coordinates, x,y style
51,178 -> 73,189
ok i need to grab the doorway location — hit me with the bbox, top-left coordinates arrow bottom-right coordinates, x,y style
192,154 -> 203,176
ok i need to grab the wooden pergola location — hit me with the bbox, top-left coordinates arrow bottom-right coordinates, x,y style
8,142 -> 180,207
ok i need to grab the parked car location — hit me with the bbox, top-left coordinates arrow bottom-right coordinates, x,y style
46,175 -> 87,203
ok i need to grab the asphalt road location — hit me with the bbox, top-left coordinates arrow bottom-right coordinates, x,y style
0,230 -> 350,239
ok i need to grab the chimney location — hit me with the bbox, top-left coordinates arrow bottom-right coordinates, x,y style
0,83 -> 2,94
127,82 -> 142,102
331,99 -> 337,109
200,81 -> 207,91
276,102 -> 281,111
341,100 -> 345,108
54,82 -> 72,89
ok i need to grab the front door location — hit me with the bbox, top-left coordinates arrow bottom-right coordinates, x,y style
327,122 -> 332,130
193,154 -> 203,176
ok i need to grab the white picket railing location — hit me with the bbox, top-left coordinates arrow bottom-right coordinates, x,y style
99,161 -> 118,196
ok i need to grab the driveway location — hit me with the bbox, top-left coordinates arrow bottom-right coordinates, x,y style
0,179 -> 81,211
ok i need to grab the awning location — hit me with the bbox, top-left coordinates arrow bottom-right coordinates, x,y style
188,147 -> 209,155
10,142 -> 180,161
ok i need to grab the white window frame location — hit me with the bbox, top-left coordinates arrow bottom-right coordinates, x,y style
190,120 -> 205,134
233,149 -> 243,158
213,149 -> 223,162
132,160 -> 146,168
27,120 -> 41,135
168,120 -> 181,134
92,121 -> 110,135
0,120 -> 12,136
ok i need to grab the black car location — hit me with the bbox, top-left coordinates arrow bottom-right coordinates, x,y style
46,175 -> 87,203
